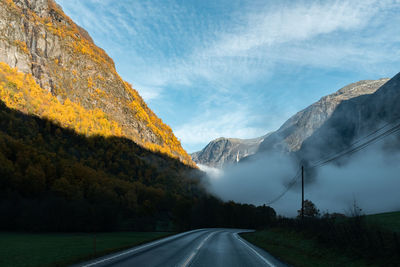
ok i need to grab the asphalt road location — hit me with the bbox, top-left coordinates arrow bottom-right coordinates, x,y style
74,228 -> 287,267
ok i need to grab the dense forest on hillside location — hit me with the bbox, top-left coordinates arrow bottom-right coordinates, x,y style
0,100 -> 276,231
0,31 -> 276,232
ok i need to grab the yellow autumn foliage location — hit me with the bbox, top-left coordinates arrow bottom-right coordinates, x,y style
0,62 -> 194,166
0,62 -> 123,138
14,40 -> 29,54
124,82 -> 192,165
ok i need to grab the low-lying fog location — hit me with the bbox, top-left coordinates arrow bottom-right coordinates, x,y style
200,144 -> 400,217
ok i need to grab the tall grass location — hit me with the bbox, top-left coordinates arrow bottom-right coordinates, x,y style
273,215 -> 400,264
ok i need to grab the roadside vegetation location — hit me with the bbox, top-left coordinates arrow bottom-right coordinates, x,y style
242,201 -> 400,266
0,231 -> 172,267
366,211 -> 400,233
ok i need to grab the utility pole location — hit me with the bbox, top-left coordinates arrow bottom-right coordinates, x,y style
301,165 -> 304,219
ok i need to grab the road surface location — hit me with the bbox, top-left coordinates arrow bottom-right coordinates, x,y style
73,228 -> 287,267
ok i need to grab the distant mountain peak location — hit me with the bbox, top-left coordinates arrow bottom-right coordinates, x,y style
260,78 -> 389,153
191,135 -> 268,168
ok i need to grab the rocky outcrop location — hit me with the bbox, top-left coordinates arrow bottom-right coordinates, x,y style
0,0 -> 194,165
258,79 -> 389,154
191,135 -> 267,168
298,73 -> 400,164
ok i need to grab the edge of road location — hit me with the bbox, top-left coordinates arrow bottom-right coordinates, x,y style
236,232 -> 289,267
71,229 -> 209,267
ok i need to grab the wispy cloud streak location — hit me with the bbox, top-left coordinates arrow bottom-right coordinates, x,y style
56,0 -> 400,151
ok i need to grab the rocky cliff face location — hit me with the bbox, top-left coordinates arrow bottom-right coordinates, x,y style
194,78 -> 388,168
258,78 -> 389,154
191,135 -> 267,168
0,0 -> 194,165
298,73 -> 400,164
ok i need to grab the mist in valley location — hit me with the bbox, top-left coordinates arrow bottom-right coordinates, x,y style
201,142 -> 400,217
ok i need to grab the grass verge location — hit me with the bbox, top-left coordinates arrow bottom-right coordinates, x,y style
366,211 -> 400,233
241,229 -> 371,267
0,231 -> 174,267
241,211 -> 400,267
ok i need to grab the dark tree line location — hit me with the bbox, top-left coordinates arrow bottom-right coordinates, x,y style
0,100 -> 276,231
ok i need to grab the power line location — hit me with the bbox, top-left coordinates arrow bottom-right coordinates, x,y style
312,122 -> 393,166
311,119 -> 399,167
266,169 -> 301,205
311,121 -> 400,168
265,118 -> 400,206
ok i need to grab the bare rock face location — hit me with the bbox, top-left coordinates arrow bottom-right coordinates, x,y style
258,78 -> 389,154
194,78 -> 389,168
298,73 -> 400,163
0,0 -> 194,165
191,135 -> 267,168
14,0 -> 50,16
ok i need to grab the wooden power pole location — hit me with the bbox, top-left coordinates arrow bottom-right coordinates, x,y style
301,165 -> 304,219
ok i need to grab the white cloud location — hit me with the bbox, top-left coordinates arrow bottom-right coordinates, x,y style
58,0 -> 400,90
207,141 -> 400,217
132,84 -> 163,101
126,0 -> 400,99
56,0 -> 400,151
197,164 -> 223,179
189,0 -> 399,79
209,0 -> 380,56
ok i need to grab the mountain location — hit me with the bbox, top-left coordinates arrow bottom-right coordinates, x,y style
191,135 -> 267,168
0,0 -> 194,166
298,72 -> 400,164
193,78 -> 389,168
0,0 -> 279,232
257,78 -> 389,154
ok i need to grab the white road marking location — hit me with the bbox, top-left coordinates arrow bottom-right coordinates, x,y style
181,252 -> 196,267
80,229 -> 205,267
234,233 -> 276,267
181,231 -> 218,267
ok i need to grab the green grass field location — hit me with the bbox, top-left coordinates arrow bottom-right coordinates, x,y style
241,211 -> 400,267
242,229 -> 369,267
0,231 -> 173,267
366,211 -> 400,233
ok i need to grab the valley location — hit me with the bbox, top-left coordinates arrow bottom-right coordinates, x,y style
0,0 -> 399,266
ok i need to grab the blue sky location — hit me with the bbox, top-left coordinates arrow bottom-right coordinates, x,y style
56,0 -> 400,153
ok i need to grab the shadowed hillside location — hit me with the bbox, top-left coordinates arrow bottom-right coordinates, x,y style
0,99 -> 277,231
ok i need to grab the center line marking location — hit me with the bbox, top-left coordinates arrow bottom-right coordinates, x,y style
182,252 -> 196,267
181,231 -> 218,267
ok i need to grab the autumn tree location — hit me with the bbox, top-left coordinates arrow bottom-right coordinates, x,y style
298,199 -> 320,218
